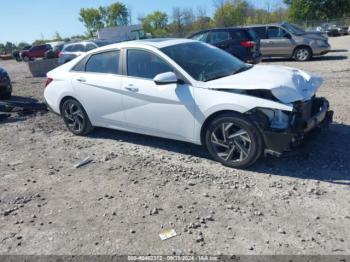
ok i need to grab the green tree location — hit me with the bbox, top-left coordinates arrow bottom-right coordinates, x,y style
284,0 -> 350,20
17,42 -> 30,50
142,11 -> 168,37
107,2 -> 129,27
79,8 -> 104,37
213,0 -> 250,27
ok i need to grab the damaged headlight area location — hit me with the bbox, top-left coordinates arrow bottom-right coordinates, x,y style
247,97 -> 333,156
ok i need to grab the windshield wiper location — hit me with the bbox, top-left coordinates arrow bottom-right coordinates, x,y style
204,74 -> 231,82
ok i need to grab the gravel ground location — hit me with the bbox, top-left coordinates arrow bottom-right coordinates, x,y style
0,36 -> 349,255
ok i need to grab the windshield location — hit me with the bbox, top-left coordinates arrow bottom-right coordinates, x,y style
161,42 -> 250,82
281,22 -> 305,35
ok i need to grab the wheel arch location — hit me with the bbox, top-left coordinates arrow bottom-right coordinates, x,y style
59,95 -> 80,115
293,45 -> 313,57
200,110 -> 245,146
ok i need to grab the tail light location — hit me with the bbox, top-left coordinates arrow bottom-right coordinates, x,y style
58,52 -> 64,57
45,78 -> 53,88
241,40 -> 256,48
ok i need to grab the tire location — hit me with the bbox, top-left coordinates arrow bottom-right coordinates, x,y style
294,47 -> 312,61
22,56 -> 30,62
61,98 -> 94,136
0,84 -> 12,100
0,92 -> 11,100
205,113 -> 264,169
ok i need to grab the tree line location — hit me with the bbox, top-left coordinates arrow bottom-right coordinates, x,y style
1,0 -> 350,54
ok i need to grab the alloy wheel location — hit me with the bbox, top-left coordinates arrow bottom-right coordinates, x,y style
210,122 -> 252,163
296,49 -> 310,61
63,101 -> 85,133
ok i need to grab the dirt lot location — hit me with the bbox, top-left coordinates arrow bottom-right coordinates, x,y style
0,36 -> 349,255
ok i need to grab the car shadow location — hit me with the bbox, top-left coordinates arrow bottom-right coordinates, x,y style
250,123 -> 350,185
88,127 -> 210,159
0,96 -> 47,124
263,55 -> 348,62
88,122 -> 350,185
328,49 -> 348,53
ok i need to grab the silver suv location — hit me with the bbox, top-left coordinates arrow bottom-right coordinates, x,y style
246,22 -> 331,61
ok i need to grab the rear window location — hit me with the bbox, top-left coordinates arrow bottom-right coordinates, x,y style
208,31 -> 231,44
85,50 -> 120,74
190,32 -> 209,42
85,43 -> 97,52
72,44 -> 85,52
230,30 -> 247,41
64,45 -> 74,52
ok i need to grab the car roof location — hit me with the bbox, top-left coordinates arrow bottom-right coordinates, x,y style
245,23 -> 281,28
95,38 -> 197,51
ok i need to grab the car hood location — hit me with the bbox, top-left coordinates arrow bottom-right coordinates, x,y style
205,65 -> 323,104
296,31 -> 327,40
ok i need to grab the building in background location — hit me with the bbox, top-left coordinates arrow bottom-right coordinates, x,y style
97,24 -> 146,43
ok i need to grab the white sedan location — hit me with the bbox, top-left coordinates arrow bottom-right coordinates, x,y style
44,39 -> 333,168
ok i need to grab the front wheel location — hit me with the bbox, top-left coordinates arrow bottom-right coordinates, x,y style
61,99 -> 93,136
294,47 -> 312,61
205,113 -> 264,169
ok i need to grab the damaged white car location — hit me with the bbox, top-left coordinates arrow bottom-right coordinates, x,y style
44,39 -> 333,168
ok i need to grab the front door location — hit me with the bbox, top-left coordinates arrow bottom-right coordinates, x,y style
265,26 -> 294,56
121,49 -> 195,141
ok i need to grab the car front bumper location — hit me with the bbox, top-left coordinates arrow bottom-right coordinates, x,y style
313,43 -> 331,56
262,97 -> 333,154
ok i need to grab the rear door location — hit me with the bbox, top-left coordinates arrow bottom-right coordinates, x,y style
266,26 -> 294,56
250,26 -> 270,56
71,50 -> 126,128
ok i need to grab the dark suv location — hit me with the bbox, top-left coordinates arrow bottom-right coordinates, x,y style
188,28 -> 262,64
20,44 -> 52,62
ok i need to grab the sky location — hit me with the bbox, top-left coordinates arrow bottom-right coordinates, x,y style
0,0 -> 284,44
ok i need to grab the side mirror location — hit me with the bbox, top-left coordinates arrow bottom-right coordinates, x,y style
154,72 -> 179,85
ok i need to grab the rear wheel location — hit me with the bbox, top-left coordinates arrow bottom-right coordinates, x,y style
0,84 -> 12,100
61,99 -> 93,136
205,113 -> 264,169
294,47 -> 312,61
22,56 -> 30,62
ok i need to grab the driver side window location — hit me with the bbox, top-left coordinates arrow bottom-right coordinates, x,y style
127,49 -> 173,79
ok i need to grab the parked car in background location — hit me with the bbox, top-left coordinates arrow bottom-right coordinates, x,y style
0,67 -> 12,100
12,45 -> 32,62
316,23 -> 348,36
44,39 -> 333,168
246,22 -> 330,61
45,44 -> 65,59
58,40 -> 112,65
188,28 -> 262,63
20,44 -> 52,62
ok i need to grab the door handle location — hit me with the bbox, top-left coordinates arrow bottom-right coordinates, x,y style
125,86 -> 139,92
77,77 -> 86,83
